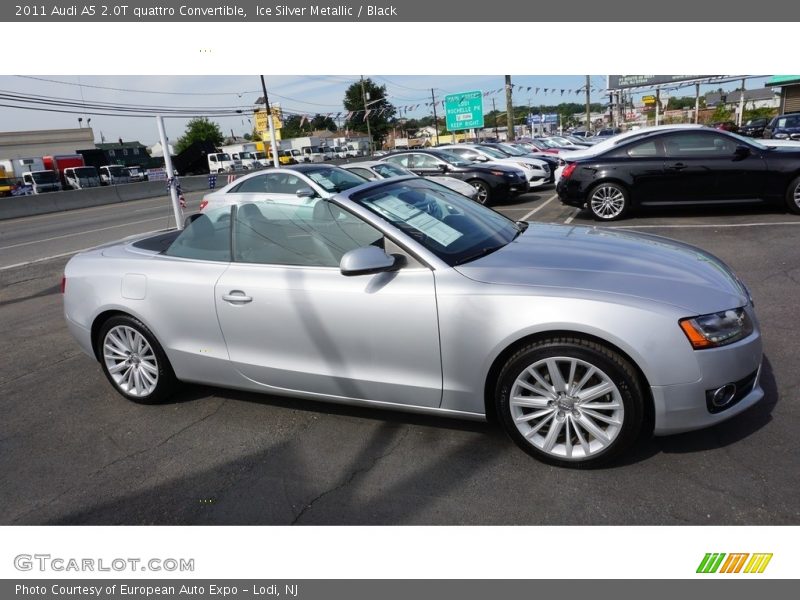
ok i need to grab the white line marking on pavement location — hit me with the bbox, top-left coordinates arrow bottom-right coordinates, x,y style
0,216 -> 172,250
564,210 -> 578,224
520,194 -> 558,221
613,221 -> 800,229
0,229 -> 167,271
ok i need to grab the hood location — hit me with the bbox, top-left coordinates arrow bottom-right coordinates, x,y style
455,223 -> 748,315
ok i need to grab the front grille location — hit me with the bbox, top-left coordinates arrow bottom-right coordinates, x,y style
705,368 -> 759,414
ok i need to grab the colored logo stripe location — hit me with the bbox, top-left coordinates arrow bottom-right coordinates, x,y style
697,553 -> 772,574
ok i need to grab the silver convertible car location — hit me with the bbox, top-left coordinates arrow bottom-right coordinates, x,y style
63,176 -> 764,467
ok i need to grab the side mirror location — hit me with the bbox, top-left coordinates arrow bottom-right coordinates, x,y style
340,246 -> 397,276
438,163 -> 449,172
296,187 -> 316,199
473,156 -> 489,162
734,145 -> 751,159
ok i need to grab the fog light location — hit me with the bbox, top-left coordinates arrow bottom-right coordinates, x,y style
711,383 -> 737,408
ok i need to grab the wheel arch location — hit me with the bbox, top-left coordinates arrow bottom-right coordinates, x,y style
90,309 -> 165,363
482,329 -> 654,434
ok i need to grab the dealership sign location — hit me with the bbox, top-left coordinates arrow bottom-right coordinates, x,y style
607,75 -> 713,89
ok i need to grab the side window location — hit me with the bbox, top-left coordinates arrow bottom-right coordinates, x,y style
663,133 -> 736,157
453,149 -> 478,160
233,201 -> 383,267
626,140 -> 659,158
788,116 -> 800,128
263,172 -> 307,195
347,167 -> 377,181
164,206 -> 231,262
231,174 -> 268,193
412,154 -> 440,169
384,155 -> 410,168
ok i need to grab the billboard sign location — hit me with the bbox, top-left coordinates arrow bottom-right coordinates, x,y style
607,75 -> 714,90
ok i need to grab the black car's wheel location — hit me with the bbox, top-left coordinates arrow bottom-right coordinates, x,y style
786,176 -> 800,215
588,182 -> 630,221
97,315 -> 178,405
468,179 -> 492,205
495,336 -> 644,468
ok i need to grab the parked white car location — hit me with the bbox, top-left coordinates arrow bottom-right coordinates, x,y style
438,144 -> 550,189
341,160 -> 480,200
199,164 -> 369,212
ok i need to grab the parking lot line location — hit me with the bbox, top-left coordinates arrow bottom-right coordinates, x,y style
520,194 -> 558,221
564,210 -> 578,224
613,221 -> 800,229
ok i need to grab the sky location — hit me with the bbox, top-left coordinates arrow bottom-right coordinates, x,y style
0,74 -> 771,146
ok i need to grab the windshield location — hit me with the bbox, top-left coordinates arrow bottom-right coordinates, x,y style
31,171 -> 59,184
108,166 -> 127,176
350,178 -> 519,266
239,152 -> 254,159
71,167 -> 97,178
746,119 -> 766,126
217,153 -> 232,161
373,163 -> 412,178
305,166 -> 368,192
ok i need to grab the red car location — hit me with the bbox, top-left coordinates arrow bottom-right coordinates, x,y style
712,121 -> 739,134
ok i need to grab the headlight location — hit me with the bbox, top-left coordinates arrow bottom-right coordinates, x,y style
774,133 -> 788,139
679,307 -> 753,349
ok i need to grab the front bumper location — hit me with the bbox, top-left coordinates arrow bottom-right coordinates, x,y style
651,331 -> 764,435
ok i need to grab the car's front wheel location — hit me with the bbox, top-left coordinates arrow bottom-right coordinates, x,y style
588,182 -> 630,221
97,315 -> 178,404
785,176 -> 800,215
496,336 -> 644,468
468,179 -> 492,205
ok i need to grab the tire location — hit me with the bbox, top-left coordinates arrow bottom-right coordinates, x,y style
495,336 -> 643,468
468,179 -> 492,205
786,175 -> 800,215
588,182 -> 630,221
97,315 -> 178,405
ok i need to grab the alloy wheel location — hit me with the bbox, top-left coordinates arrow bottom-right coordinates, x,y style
509,356 -> 624,460
590,185 -> 626,219
103,325 -> 159,398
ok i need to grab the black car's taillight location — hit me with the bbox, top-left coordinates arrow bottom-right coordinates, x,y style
561,163 -> 578,180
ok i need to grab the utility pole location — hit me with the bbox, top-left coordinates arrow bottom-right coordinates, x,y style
431,88 -> 440,146
155,116 -> 184,230
259,75 -> 280,168
655,88 -> 661,126
505,75 -> 515,141
585,75 -> 591,134
360,75 -> 373,156
492,98 -> 498,138
694,83 -> 700,124
738,77 -> 746,127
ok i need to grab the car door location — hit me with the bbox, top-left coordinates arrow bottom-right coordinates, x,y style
663,131 -> 766,202
606,137 -> 670,204
214,200 -> 443,408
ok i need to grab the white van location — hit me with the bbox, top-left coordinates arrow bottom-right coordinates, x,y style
207,153 -> 242,173
99,165 -> 131,185
64,166 -> 101,190
300,146 -> 326,163
21,170 -> 62,194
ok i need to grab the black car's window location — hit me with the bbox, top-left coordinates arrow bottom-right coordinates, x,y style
626,139 -> 659,158
232,200 -> 383,267
373,163 -> 411,178
662,133 -> 738,157
384,154 -> 410,168
411,154 -> 441,169
165,206 -> 232,262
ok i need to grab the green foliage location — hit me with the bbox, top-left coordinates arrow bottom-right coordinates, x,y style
667,96 -> 704,110
343,79 -> 396,143
175,117 -> 223,154
310,114 -> 338,132
743,107 -> 777,122
711,104 -> 733,122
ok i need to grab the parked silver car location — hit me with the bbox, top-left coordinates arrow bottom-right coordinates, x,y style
341,160 -> 481,201
63,176 -> 763,467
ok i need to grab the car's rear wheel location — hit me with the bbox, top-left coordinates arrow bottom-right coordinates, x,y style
468,179 -> 492,205
97,315 -> 177,404
588,182 -> 630,221
495,337 -> 643,468
786,176 -> 800,214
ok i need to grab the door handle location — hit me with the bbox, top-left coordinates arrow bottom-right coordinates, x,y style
667,162 -> 688,171
222,291 -> 253,304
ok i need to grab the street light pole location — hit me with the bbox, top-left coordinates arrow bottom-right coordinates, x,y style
431,88 -> 440,146
156,115 -> 184,230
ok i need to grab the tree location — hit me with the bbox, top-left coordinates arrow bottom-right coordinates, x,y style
281,115 -> 309,138
310,114 -> 337,132
342,79 -> 396,144
175,117 -> 223,154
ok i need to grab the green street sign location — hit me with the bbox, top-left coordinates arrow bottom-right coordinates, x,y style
445,90 -> 485,131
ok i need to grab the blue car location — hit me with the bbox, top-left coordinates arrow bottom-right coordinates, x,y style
763,113 -> 800,140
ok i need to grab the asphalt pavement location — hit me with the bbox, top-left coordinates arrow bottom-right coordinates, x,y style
1,187 -> 799,524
